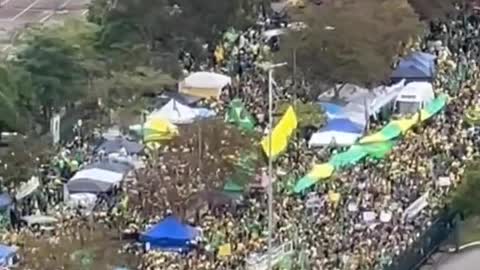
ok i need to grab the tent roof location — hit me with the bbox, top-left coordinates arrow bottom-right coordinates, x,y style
0,244 -> 17,260
319,102 -> 346,119
67,168 -> 124,193
157,91 -> 202,106
183,72 -> 231,89
0,193 -> 12,209
391,62 -> 433,79
141,216 -> 198,242
95,137 -> 143,155
71,168 -> 124,184
322,118 -> 364,133
148,99 -> 197,124
83,161 -> 133,174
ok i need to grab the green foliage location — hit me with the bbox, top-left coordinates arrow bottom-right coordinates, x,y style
453,162 -> 480,217
90,66 -> 175,107
13,21 -> 97,118
278,0 -> 422,87
0,64 -> 34,132
276,101 -> 325,128
89,0 -> 259,68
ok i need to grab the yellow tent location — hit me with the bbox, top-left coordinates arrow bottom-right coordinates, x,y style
143,118 -> 179,141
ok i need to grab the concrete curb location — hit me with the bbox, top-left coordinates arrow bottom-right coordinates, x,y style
447,241 -> 480,252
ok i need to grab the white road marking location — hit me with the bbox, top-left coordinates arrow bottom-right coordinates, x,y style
10,0 -> 44,21
59,0 -> 74,9
0,0 -> 13,6
39,11 -> 53,23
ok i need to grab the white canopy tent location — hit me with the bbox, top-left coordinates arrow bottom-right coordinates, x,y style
179,72 -> 231,99
148,99 -> 197,124
67,168 -> 124,193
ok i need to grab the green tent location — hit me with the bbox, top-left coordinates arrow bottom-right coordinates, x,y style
225,99 -> 256,131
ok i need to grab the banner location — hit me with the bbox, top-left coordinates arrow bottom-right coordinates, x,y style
16,176 -> 40,200
294,95 -> 448,193
403,192 -> 429,220
261,106 -> 298,160
50,113 -> 61,144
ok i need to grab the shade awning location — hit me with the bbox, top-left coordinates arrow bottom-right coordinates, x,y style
183,72 -> 231,89
67,168 -> 124,193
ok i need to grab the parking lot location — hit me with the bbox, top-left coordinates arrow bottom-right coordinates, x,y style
0,0 -> 89,49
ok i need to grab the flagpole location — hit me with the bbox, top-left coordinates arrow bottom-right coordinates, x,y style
266,62 -> 287,270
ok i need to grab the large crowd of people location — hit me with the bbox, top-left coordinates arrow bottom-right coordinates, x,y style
1,2 -> 480,270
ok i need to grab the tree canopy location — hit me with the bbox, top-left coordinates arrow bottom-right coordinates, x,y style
453,162 -> 480,217
277,0 -> 423,90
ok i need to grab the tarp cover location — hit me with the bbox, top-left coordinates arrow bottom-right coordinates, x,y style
139,216 -> 199,251
149,99 -> 197,124
0,244 -> 17,266
95,137 -> 143,155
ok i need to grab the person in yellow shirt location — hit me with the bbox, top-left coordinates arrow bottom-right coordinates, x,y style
214,45 -> 225,66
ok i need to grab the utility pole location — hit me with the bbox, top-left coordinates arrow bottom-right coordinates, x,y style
266,62 -> 287,270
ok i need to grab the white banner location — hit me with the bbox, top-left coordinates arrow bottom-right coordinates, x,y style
437,176 -> 451,187
403,192 -> 429,220
50,113 -> 61,144
16,176 -> 40,200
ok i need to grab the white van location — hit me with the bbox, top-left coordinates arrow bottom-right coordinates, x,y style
394,82 -> 434,115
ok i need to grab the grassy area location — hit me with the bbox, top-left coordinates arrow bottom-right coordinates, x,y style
459,216 -> 480,245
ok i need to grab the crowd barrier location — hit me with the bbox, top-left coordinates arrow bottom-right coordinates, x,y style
383,209 -> 461,270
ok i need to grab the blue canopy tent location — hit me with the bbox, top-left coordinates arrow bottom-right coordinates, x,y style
391,64 -> 433,83
319,102 -> 346,120
322,118 -> 364,133
139,216 -> 199,251
402,52 -> 436,74
309,118 -> 364,147
0,244 -> 17,267
391,52 -> 436,83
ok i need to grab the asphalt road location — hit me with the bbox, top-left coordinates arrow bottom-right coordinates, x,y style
0,0 -> 89,32
434,248 -> 480,270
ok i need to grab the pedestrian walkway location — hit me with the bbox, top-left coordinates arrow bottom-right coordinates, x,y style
434,248 -> 480,270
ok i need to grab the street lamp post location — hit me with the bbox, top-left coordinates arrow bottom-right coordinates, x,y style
266,62 -> 287,270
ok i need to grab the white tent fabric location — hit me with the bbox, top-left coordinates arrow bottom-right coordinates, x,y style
70,168 -> 124,184
67,168 -> 124,193
309,131 -> 362,147
183,72 -> 231,89
148,99 -> 197,124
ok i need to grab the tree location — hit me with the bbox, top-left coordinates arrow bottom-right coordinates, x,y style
89,66 -> 175,107
0,64 -> 34,132
453,162 -> 480,217
13,23 -> 91,120
276,101 -> 325,129
90,0 -> 260,66
277,0 -> 423,91
408,0 -> 459,21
